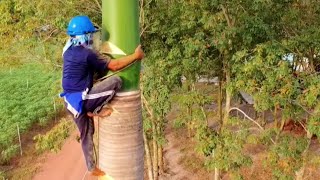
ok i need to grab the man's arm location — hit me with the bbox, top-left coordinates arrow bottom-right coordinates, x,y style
107,45 -> 144,71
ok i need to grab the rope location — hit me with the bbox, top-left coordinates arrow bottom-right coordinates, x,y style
81,170 -> 88,180
93,140 -> 98,167
97,60 -> 137,82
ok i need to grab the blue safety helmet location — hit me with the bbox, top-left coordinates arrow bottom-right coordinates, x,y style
67,16 -> 98,36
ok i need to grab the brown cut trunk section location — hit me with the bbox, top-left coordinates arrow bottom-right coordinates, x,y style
262,111 -> 266,127
187,106 -> 193,137
157,124 -> 164,174
273,105 -> 278,129
309,48 -> 315,72
218,80 -> 223,130
215,81 -> 223,180
143,131 -> 154,180
98,91 -> 144,180
214,167 -> 220,180
279,116 -> 286,131
152,121 -> 159,180
157,144 -> 164,174
224,69 -> 231,124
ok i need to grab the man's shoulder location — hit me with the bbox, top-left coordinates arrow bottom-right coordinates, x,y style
64,46 -> 92,59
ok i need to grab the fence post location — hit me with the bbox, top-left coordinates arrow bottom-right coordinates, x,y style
17,124 -> 22,156
53,98 -> 56,122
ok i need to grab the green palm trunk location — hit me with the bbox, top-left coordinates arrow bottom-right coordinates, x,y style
99,1 -> 143,179
102,0 -> 140,91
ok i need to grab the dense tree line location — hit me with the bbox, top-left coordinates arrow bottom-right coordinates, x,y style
141,0 -> 320,179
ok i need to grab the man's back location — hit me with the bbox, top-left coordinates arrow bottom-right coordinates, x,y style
62,46 -> 107,93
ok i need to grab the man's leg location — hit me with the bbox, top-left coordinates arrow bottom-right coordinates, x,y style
74,113 -> 104,176
74,114 -> 95,170
84,76 -> 122,116
75,76 -> 121,175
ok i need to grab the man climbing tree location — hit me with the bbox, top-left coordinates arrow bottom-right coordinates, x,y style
60,15 -> 144,177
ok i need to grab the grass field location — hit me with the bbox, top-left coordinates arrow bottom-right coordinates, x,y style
0,63 -> 62,164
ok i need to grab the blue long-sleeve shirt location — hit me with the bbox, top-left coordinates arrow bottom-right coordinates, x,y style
61,46 -> 110,117
62,46 -> 109,93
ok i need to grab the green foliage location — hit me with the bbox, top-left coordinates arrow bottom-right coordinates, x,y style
266,135 -> 309,179
141,0 -> 320,178
0,145 -> 19,164
204,128 -> 252,172
0,171 -> 6,179
234,43 -> 304,119
142,112 -> 152,131
172,116 -> 186,129
307,116 -> 320,138
0,63 -> 61,164
194,126 -> 217,157
256,128 -> 278,146
209,120 -> 252,172
0,0 -> 102,67
34,119 -> 74,153
172,90 -> 212,134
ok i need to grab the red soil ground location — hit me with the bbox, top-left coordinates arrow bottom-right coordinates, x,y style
33,131 -> 97,180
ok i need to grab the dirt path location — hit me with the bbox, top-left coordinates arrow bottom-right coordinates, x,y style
160,129 -> 197,180
33,129 -> 192,180
32,110 -> 206,180
159,110 -> 209,180
33,131 -> 96,180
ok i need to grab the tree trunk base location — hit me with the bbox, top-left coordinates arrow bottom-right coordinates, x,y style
98,91 -> 144,180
